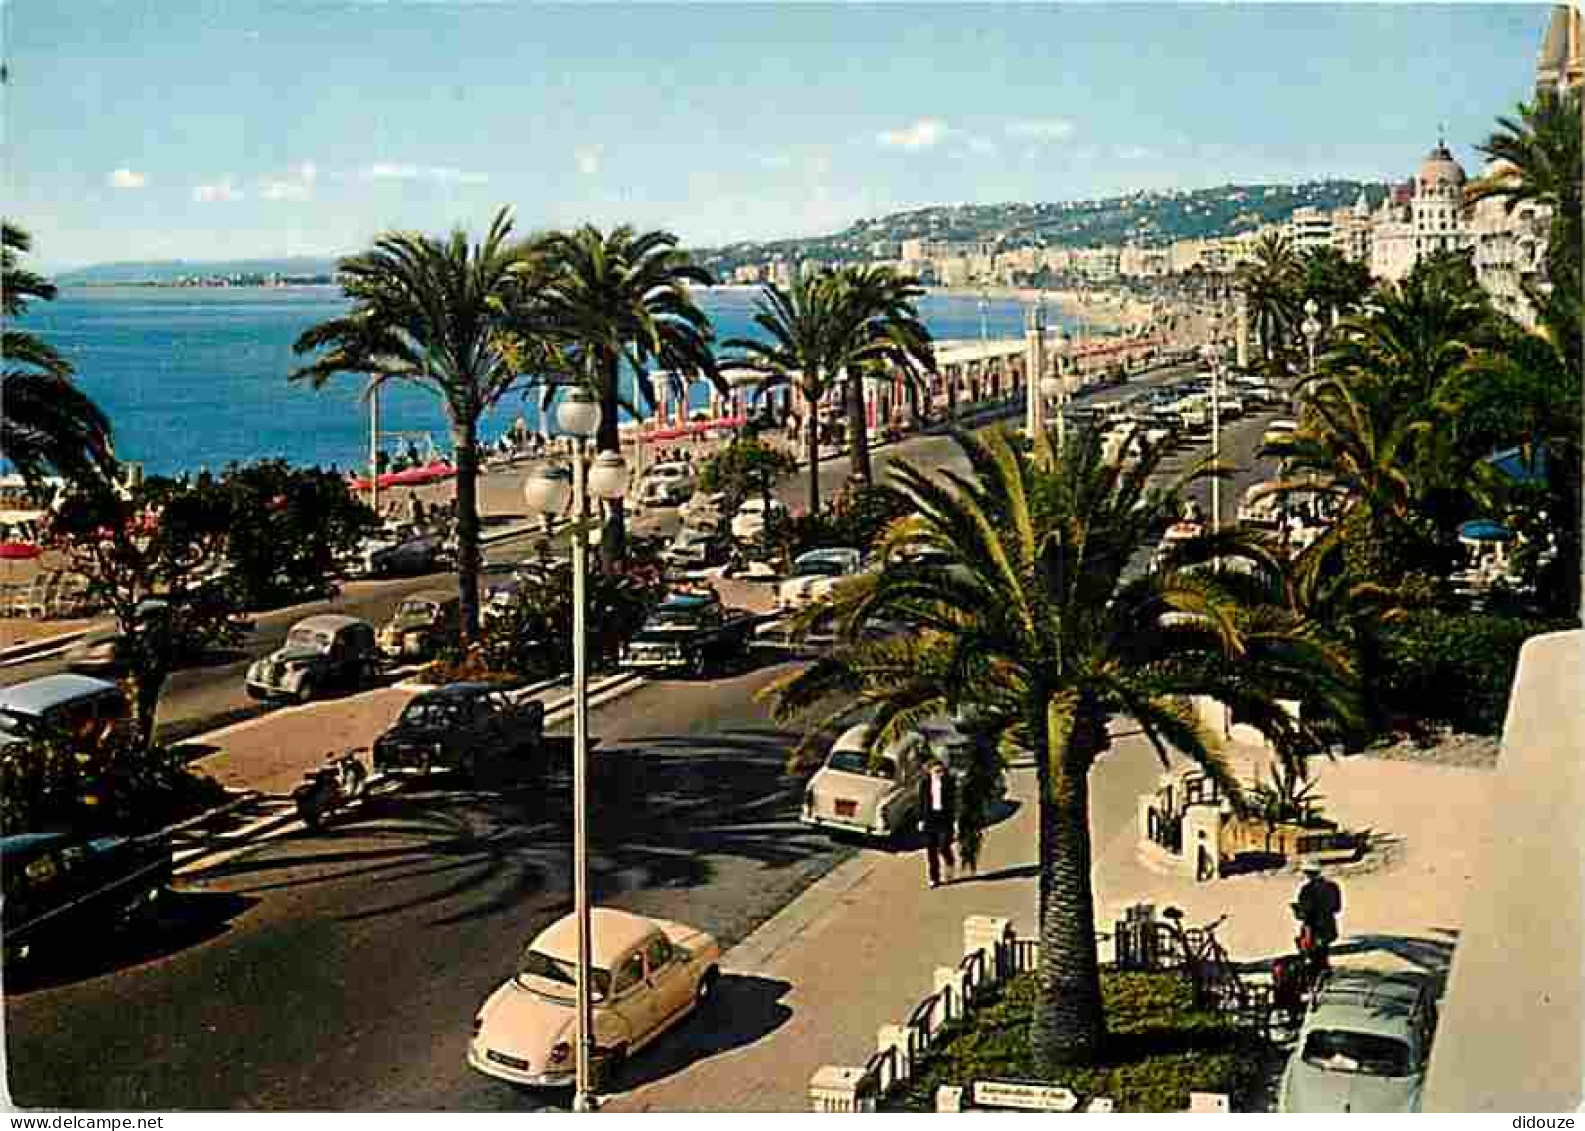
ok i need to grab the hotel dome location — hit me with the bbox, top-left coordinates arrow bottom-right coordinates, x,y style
1417,143 -> 1467,197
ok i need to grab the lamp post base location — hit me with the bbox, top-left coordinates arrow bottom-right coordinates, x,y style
573,1089 -> 601,1113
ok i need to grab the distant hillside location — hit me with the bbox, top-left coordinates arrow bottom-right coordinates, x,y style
54,256 -> 341,285
693,180 -> 1391,273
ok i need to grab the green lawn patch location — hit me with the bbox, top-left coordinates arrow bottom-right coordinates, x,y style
888,970 -> 1265,1113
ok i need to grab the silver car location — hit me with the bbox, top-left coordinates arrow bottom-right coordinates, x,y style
1277,969 -> 1439,1113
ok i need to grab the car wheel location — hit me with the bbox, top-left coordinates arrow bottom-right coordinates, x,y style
592,1044 -> 628,1093
296,681 -> 316,705
690,651 -> 710,680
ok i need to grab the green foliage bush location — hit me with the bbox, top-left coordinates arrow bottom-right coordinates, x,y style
1,735 -> 227,837
1377,610 -> 1573,734
892,971 -> 1264,1112
696,436 -> 797,510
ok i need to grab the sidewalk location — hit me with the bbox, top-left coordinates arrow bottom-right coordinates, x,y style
607,731 -> 1490,1112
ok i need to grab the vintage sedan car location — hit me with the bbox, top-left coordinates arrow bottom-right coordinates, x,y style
1,829 -> 172,970
661,523 -> 731,572
775,547 -> 864,613
0,673 -> 131,755
729,496 -> 788,544
1277,969 -> 1439,1113
678,490 -> 728,527
618,590 -> 758,676
634,462 -> 696,508
373,682 -> 545,783
245,614 -> 380,702
377,589 -> 461,660
356,523 -> 447,578
469,907 -> 722,1090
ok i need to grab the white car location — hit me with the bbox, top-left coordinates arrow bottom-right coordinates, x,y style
730,496 -> 788,543
1277,970 -> 1438,1112
636,462 -> 695,507
678,490 -> 728,526
469,908 -> 722,1091
776,547 -> 864,612
1262,419 -> 1300,450
801,717 -> 1003,840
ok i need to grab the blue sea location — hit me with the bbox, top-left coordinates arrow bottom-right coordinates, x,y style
18,285 -> 1069,477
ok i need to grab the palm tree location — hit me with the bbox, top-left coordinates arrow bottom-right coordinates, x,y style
724,273 -> 849,515
292,207 -> 545,641
533,225 -> 719,564
1,223 -> 116,486
1235,233 -> 1303,376
832,266 -> 936,486
764,425 -> 1357,1068
1299,245 -> 1374,327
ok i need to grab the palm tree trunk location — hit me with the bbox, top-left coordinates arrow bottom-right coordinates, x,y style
804,376 -> 821,515
451,420 -> 483,643
1031,743 -> 1105,1069
846,370 -> 872,485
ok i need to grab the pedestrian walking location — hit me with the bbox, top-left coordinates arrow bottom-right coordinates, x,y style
918,758 -> 957,888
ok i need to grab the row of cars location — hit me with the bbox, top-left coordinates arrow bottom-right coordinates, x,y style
1067,370 -> 1286,467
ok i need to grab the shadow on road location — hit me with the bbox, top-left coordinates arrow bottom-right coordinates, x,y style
615,974 -> 795,1094
4,889 -> 258,994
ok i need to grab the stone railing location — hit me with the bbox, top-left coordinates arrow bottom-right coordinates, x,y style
808,913 -> 1233,1114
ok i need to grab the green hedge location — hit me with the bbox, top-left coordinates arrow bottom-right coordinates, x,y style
890,971 -> 1264,1113
1377,610 -> 1575,735
1,736 -> 228,837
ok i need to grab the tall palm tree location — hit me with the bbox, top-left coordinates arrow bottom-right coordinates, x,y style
292,207 -> 545,641
724,273 -> 849,515
1,223 -> 116,486
1235,233 -> 1303,376
765,425 -> 1357,1068
833,266 -> 936,486
533,225 -> 719,564
1299,245 -> 1374,328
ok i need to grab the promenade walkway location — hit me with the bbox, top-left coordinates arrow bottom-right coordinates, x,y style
607,733 -> 1490,1112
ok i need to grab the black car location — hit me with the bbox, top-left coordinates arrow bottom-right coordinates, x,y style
1,829 -> 172,969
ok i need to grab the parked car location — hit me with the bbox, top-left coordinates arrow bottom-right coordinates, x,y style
635,462 -> 695,508
730,496 -> 788,543
678,490 -> 728,527
1277,969 -> 1439,1113
775,547 -> 865,613
618,589 -> 759,677
377,589 -> 462,660
372,682 -> 545,784
1262,419 -> 1301,451
469,907 -> 722,1090
245,614 -> 380,702
1,829 -> 172,970
662,523 -> 732,572
358,524 -> 448,577
0,673 -> 131,755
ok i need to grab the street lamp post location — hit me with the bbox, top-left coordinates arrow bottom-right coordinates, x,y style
1200,336 -> 1222,537
1041,326 -> 1069,450
1301,298 -> 1322,384
521,387 -> 628,1114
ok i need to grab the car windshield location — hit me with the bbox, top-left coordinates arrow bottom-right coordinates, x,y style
793,558 -> 849,578
286,628 -> 331,650
515,948 -> 611,1001
826,750 -> 896,779
650,605 -> 706,625
400,699 -> 463,728
1302,1030 -> 1414,1077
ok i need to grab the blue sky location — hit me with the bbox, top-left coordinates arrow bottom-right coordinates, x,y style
2,1 -> 1549,270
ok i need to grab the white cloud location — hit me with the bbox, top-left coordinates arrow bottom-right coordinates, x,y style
361,163 -> 488,185
108,168 -> 146,189
1113,144 -> 1157,161
193,179 -> 241,203
877,118 -> 949,151
258,161 -> 317,201
1006,119 -> 1075,143
574,145 -> 603,176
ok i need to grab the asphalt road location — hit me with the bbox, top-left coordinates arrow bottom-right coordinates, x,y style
3,367 -> 1292,1113
3,662 -> 856,1111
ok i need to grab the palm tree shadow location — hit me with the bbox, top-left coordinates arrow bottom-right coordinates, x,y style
610,974 -> 795,1094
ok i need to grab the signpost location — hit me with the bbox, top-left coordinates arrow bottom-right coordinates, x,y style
971,1081 -> 1079,1112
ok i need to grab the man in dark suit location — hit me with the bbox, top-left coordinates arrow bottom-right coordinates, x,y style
918,758 -> 957,888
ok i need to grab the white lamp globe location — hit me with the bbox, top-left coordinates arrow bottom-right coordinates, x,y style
556,387 -> 602,439
588,450 -> 628,500
1304,298 -> 1320,318
523,464 -> 573,516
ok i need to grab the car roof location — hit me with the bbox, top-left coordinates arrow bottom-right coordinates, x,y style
415,681 -> 496,700
1307,972 -> 1427,1040
403,589 -> 457,604
0,673 -> 122,717
291,614 -> 367,632
532,908 -> 661,967
796,547 -> 859,563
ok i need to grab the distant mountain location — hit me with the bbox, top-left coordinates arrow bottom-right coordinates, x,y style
691,180 -> 1391,273
53,256 -> 341,285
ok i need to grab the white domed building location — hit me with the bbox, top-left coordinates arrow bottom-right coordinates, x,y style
1370,140 -> 1472,283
